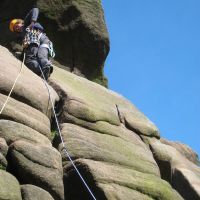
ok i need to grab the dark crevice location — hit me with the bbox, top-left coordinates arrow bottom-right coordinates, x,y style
50,96 -> 65,149
139,136 -> 173,183
145,142 -> 186,199
49,83 -> 108,200
115,104 -> 124,124
48,80 -> 142,144
49,79 -> 163,199
147,141 -> 199,200
148,143 -> 173,184
70,28 -> 76,73
172,169 -> 200,200
6,143 -> 62,200
64,161 -> 107,200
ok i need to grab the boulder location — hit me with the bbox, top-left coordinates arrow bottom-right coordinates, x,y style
161,138 -> 200,166
0,120 -> 52,146
50,66 -> 159,138
64,159 -> 183,200
0,170 -> 22,200
0,45 -> 64,199
0,45 -> 59,116
0,138 -> 8,168
0,137 -> 8,156
147,137 -> 200,200
0,93 -> 51,139
59,123 -> 159,176
50,66 -> 168,199
0,0 -> 110,86
57,122 -> 182,199
1,43 -> 198,200
9,140 -> 64,200
0,152 -> 7,169
21,184 -> 54,200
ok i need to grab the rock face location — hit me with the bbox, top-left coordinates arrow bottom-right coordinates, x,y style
50,67 -> 185,200
0,46 -> 64,200
145,137 -> 200,200
0,2 -> 200,199
0,170 -> 22,200
161,138 -> 200,166
21,184 -> 54,200
0,45 -> 200,199
0,0 -> 109,87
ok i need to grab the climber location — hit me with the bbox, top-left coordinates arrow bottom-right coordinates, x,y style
9,7 -> 54,80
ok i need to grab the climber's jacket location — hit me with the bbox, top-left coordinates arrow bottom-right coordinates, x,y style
21,7 -> 55,58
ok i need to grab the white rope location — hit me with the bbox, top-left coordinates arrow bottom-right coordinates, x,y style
38,66 -> 97,200
0,53 -> 26,115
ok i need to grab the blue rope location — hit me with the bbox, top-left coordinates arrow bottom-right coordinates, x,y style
38,65 -> 97,200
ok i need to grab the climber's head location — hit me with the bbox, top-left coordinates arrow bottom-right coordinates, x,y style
9,19 -> 24,33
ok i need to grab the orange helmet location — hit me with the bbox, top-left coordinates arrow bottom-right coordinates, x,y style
9,19 -> 24,32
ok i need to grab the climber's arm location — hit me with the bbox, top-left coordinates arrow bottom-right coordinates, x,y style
31,7 -> 39,22
24,7 -> 39,29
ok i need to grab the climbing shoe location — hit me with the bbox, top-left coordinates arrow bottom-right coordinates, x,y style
42,66 -> 50,80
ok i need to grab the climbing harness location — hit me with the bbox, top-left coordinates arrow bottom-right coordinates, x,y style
0,53 -> 26,115
24,28 -> 55,58
38,65 -> 97,200
23,28 -> 43,48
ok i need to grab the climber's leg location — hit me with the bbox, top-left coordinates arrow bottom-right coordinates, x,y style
24,44 -> 41,75
37,46 -> 53,80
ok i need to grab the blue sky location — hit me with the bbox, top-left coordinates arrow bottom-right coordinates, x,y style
102,0 -> 200,157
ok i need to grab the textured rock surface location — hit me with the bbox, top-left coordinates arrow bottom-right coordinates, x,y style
51,67 -> 159,138
0,137 -> 8,169
147,137 -> 200,200
9,140 -> 64,200
21,184 -> 54,200
0,0 -> 109,86
0,36 -> 200,199
0,46 -> 59,116
64,159 -> 183,200
161,138 -> 200,166
0,45 -> 64,200
0,137 -> 8,156
0,120 -> 52,146
50,67 -> 184,200
59,123 -> 159,175
0,170 -> 22,200
0,93 -> 51,138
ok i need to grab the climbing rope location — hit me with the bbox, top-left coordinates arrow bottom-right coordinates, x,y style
38,66 -> 97,200
0,51 -> 97,199
0,53 -> 26,115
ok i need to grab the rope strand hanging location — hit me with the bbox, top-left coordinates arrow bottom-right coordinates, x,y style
0,52 -> 97,200
0,53 -> 26,115
38,65 -> 97,200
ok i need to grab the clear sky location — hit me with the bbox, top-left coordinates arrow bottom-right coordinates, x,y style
102,0 -> 200,157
